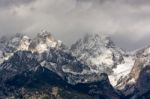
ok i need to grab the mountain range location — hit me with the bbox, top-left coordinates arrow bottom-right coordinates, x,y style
0,31 -> 149,99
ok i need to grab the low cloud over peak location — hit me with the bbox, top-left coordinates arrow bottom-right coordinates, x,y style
0,0 -> 150,50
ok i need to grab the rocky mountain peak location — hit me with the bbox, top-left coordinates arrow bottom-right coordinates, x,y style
37,30 -> 55,42
71,33 -> 124,74
71,33 -> 115,51
82,33 -> 111,45
0,31 -> 64,65
28,31 -> 63,53
18,36 -> 31,51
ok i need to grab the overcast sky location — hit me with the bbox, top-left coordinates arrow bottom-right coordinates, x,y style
0,0 -> 150,50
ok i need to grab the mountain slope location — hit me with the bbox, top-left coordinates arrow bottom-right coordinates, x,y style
116,46 -> 150,98
0,51 -> 123,99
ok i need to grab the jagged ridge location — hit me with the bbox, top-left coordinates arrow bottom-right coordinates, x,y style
0,32 -> 149,99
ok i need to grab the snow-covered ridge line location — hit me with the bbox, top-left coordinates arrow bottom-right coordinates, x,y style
0,31 -> 64,62
0,32 -> 149,88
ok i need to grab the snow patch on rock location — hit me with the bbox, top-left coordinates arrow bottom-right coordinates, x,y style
109,56 -> 135,86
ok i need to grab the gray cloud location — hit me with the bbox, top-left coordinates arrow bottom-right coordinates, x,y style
0,0 -> 36,8
0,0 -> 150,50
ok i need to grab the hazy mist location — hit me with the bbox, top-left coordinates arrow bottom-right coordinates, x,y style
0,0 -> 150,50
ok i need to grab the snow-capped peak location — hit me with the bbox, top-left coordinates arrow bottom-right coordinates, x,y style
71,33 -> 124,74
32,31 -> 62,53
0,31 -> 64,64
71,33 -> 115,50
18,36 -> 31,51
